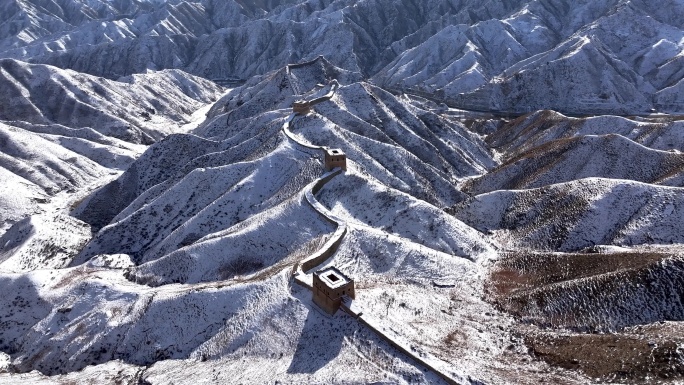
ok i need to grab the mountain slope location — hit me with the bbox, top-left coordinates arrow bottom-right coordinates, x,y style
376,0 -> 684,114
200,57 -> 494,206
74,59 -> 494,275
453,35 -> 655,114
1,0 -> 684,383
2,0 -> 681,114
0,58 -> 223,143
0,59 -> 223,272
466,134 -> 684,194
492,250 -> 684,332
451,178 -> 684,252
0,53 -> 535,384
487,110 -> 684,158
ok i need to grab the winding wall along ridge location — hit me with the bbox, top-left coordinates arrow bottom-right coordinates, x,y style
282,77 -> 468,385
285,55 -> 329,97
279,80 -> 347,285
301,170 -> 347,274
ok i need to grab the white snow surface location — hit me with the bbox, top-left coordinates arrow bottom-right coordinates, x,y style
1,0 -> 682,113
0,57 -> 579,384
453,177 -> 684,252
1,1 -> 684,383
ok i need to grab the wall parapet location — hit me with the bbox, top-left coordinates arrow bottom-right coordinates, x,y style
298,168 -> 347,274
355,312 -> 470,385
281,113 -> 324,151
282,77 -> 473,385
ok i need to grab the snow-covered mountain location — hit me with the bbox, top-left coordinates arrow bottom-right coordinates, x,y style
0,58 -> 223,270
0,1 -> 683,384
2,0 -> 682,114
0,58 -> 222,143
0,58 -> 518,384
465,134 -> 684,195
376,0 -> 684,114
73,60 -> 494,285
452,177 -> 684,252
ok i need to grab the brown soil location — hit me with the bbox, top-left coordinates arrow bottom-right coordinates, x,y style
489,250 -> 684,383
523,325 -> 684,383
489,251 -> 671,298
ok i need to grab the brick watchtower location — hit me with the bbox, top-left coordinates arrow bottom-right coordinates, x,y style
312,267 -> 355,315
324,148 -> 346,171
292,100 -> 311,114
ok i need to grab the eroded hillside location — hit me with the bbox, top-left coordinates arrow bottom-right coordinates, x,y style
0,1 -> 683,384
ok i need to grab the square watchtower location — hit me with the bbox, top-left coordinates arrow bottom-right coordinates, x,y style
324,148 -> 346,171
292,100 -> 310,114
312,267 -> 355,315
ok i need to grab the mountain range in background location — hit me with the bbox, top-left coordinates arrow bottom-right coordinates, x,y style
2,0 -> 683,114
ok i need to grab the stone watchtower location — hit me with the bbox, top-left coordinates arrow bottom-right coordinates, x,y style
312,267 -> 355,315
292,100 -> 311,114
324,148 -> 346,171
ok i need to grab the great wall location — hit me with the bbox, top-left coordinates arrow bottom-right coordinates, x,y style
281,70 -> 467,385
279,80 -> 348,286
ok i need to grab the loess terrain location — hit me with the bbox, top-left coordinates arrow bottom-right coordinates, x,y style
0,1 -> 683,384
